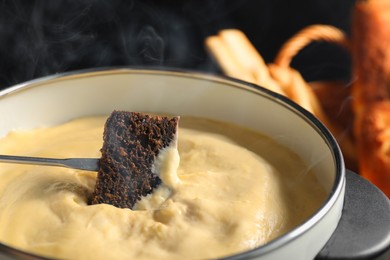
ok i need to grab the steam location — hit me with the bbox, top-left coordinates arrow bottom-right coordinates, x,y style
0,0 -> 233,88
0,1 -> 353,90
136,26 -> 165,65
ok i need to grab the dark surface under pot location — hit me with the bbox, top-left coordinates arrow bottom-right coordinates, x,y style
317,170 -> 390,260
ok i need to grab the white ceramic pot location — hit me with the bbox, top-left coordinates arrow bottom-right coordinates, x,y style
0,68 -> 345,260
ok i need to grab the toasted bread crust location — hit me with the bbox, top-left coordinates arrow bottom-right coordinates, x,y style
89,111 -> 179,209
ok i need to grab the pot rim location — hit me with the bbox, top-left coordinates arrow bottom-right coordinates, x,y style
0,66 -> 346,259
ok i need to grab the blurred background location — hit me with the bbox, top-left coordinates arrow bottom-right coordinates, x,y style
0,0 -> 356,89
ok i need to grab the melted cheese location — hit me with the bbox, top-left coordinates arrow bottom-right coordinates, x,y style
0,116 -> 326,259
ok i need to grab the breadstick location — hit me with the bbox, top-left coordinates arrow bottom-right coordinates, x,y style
352,0 -> 390,114
218,29 -> 285,95
205,30 -> 285,95
218,30 -> 270,81
205,35 -> 255,83
352,0 -> 390,196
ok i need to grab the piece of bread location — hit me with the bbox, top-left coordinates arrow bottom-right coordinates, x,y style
352,0 -> 390,196
89,111 -> 179,209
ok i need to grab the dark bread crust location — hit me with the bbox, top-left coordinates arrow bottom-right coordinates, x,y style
89,111 -> 179,209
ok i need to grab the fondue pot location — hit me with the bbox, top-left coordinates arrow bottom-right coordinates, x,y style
0,68 -> 388,260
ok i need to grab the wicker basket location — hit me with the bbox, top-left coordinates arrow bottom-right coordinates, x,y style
271,24 -> 357,171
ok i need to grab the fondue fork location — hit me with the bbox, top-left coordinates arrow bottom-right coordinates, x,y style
0,155 -> 100,171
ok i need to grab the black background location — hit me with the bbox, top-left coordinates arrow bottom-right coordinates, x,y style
0,0 -> 356,89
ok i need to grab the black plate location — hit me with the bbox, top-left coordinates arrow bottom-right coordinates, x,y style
317,170 -> 390,259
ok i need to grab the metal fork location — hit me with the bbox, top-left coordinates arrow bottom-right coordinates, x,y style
0,155 -> 100,171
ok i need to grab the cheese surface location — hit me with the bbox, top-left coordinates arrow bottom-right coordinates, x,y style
0,116 -> 326,259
